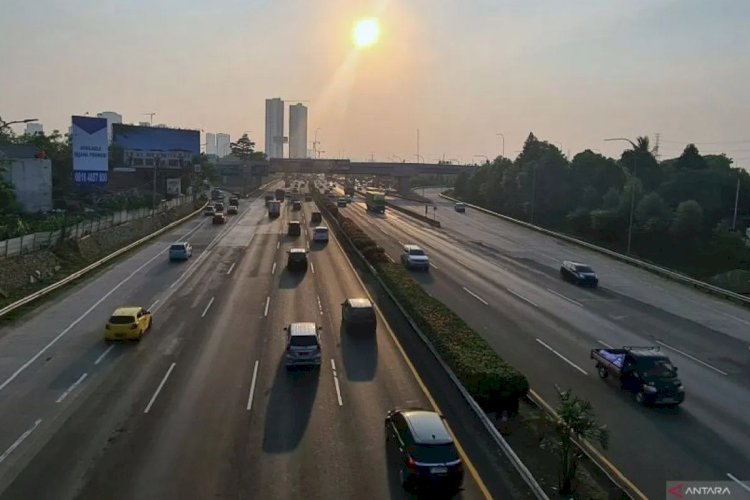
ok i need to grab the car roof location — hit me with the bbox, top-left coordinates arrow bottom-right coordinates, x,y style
289,247 -> 307,254
403,244 -> 423,251
564,260 -> 589,268
314,226 -> 328,231
289,220 -> 301,225
626,347 -> 669,359
289,322 -> 318,336
346,298 -> 373,309
172,241 -> 189,246
401,410 -> 452,444
112,306 -> 141,316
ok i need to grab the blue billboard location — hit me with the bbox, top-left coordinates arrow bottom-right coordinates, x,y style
112,124 -> 199,169
72,116 -> 109,185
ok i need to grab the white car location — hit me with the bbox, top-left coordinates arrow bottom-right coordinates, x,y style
312,226 -> 329,242
400,244 -> 430,271
203,206 -> 216,216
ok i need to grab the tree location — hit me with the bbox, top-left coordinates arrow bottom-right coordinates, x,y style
670,200 -> 704,238
635,192 -> 671,234
675,144 -> 707,170
0,160 -> 17,212
230,134 -> 266,161
620,136 -> 661,190
532,387 -> 608,496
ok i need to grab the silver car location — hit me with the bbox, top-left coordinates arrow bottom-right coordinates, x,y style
284,322 -> 322,369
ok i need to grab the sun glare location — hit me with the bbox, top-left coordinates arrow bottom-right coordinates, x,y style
353,18 -> 380,48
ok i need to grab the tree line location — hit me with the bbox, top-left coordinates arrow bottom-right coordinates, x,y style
453,133 -> 750,280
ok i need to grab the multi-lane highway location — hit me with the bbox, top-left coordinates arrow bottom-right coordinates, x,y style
337,186 -> 750,497
0,188 -> 534,499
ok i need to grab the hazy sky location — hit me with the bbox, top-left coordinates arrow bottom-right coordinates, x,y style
2,0 -> 749,166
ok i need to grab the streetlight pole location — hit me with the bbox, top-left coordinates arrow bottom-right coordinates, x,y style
732,177 -> 741,230
605,137 -> 638,254
416,128 -> 420,163
0,118 -> 39,133
473,154 -> 490,164
496,133 -> 505,158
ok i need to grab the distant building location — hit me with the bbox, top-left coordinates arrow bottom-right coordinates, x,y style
96,111 -> 122,143
216,133 -> 231,158
206,133 -> 217,156
265,98 -> 285,158
25,122 -> 43,136
138,122 -> 150,127
289,103 -> 308,159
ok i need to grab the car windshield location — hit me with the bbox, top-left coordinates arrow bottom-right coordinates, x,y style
348,308 -> 374,320
639,357 -> 678,379
315,228 -> 328,233
409,443 -> 459,464
109,315 -> 135,324
575,265 -> 594,273
290,335 -> 318,347
290,253 -> 306,261
408,249 -> 425,256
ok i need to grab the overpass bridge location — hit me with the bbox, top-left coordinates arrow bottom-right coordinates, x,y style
212,157 -> 475,195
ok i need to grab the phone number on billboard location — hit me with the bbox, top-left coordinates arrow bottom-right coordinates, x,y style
74,171 -> 108,183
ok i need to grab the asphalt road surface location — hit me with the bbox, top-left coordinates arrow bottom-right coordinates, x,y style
0,188 -> 529,499
338,186 -> 750,498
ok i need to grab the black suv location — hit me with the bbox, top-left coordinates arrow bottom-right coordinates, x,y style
287,248 -> 308,272
385,408 -> 464,493
341,298 -> 376,334
288,221 -> 301,236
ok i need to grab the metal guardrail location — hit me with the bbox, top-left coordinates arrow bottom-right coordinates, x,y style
0,181 -> 276,319
352,189 -> 441,227
315,195 -> 547,499
440,193 -> 750,306
0,201 -> 208,319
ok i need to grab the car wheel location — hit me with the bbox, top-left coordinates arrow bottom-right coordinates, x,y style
597,366 -> 608,379
400,468 -> 413,491
635,391 -> 647,405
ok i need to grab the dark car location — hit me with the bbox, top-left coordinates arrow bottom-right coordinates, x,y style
287,248 -> 308,272
304,194 -> 313,202
341,298 -> 376,334
229,196 -> 239,207
212,213 -> 226,224
337,197 -> 347,207
385,408 -> 464,493
454,202 -> 466,213
310,211 -> 322,224
288,221 -> 301,236
292,200 -> 302,211
560,260 -> 598,287
214,202 -> 225,213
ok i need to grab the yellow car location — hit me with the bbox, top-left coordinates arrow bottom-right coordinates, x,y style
104,306 -> 152,341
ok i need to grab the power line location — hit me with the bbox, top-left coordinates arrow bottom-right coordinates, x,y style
661,138 -> 750,145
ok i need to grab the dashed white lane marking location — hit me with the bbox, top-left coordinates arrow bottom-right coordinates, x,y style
264,296 -> 271,317
726,473 -> 750,492
656,340 -> 728,376
462,287 -> 488,306
546,288 -> 582,307
331,359 -> 343,406
317,295 -> 324,315
246,361 -> 259,411
148,299 -> 160,311
144,362 -> 176,414
56,372 -> 88,403
386,254 -> 395,263
226,262 -> 236,275
311,262 -> 316,274
0,419 -> 42,464
201,297 -> 215,318
597,340 -> 614,349
272,262 -> 277,275
536,338 -> 589,375
507,288 -> 539,308
94,345 -> 115,365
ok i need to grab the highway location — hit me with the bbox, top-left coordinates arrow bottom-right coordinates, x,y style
338,186 -> 750,498
0,188 -> 531,499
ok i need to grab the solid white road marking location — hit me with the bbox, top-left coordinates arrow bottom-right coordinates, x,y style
226,262 -> 236,275
264,296 -> 270,317
727,473 -> 750,492
56,372 -> 88,403
0,244 -> 168,393
276,241 -> 280,249
148,299 -> 160,311
430,263 -> 439,270
507,288 -> 539,308
656,340 -> 728,376
536,338 -> 589,375
331,359 -> 343,406
597,340 -> 614,349
272,262 -> 277,275
0,419 -> 42,465
144,362 -> 176,413
201,297 -> 215,318
397,240 -> 404,246
546,288 -> 582,307
310,262 -> 315,274
246,360 -> 259,411
719,311 -> 750,327
94,345 -> 115,365
462,287 -> 489,306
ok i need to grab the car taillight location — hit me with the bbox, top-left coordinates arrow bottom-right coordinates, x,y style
405,455 -> 418,471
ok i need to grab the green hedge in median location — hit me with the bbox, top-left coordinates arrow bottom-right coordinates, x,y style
313,188 -> 528,412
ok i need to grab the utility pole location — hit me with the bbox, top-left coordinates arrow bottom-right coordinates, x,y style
605,137 -> 638,254
143,112 -> 156,125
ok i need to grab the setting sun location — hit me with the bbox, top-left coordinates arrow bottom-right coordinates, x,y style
353,18 -> 380,48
